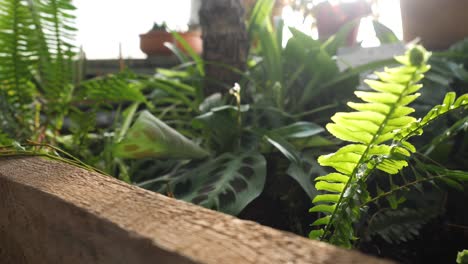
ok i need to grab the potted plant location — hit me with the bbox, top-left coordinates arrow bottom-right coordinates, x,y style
176,25 -> 203,54
139,22 -> 173,56
139,22 -> 203,57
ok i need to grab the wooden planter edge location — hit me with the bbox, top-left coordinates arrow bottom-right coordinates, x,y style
0,157 -> 394,264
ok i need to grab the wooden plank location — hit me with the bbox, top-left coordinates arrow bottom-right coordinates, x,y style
0,157 -> 394,264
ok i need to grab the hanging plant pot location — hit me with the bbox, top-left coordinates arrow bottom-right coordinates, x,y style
139,30 -> 174,56
176,30 -> 203,54
400,0 -> 468,50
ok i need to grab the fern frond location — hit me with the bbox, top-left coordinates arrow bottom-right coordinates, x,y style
422,115 -> 468,156
364,158 -> 468,208
395,92 -> 468,142
29,0 -> 77,100
75,73 -> 147,104
366,207 -> 440,244
310,46 -> 431,248
0,0 -> 36,127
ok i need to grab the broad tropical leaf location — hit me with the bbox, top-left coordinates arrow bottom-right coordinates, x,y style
139,152 -> 267,215
114,110 -> 209,159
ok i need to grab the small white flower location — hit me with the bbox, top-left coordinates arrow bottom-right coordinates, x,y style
229,82 -> 241,94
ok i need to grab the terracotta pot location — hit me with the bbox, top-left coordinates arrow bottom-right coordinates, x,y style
139,31 -> 174,56
314,0 -> 371,46
176,31 -> 203,54
400,0 -> 468,50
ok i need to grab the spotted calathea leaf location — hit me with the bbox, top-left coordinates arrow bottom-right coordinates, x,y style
138,152 -> 267,215
114,110 -> 209,159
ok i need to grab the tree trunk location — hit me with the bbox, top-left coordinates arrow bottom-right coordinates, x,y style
199,0 -> 249,96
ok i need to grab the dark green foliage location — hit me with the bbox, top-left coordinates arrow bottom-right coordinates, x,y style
149,22 -> 167,32
1,1 -> 465,256
0,132 -> 14,145
138,152 -> 266,215
366,207 -> 440,244
76,73 -> 146,103
458,250 -> 468,264
0,0 -> 36,137
31,0 -> 77,99
0,0 -> 78,138
193,105 -> 248,153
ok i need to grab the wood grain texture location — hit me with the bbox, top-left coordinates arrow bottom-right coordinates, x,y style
0,157 -> 394,264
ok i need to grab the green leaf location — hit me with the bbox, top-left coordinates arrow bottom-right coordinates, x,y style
142,152 -> 266,215
264,134 -> 301,164
368,207 -> 441,244
248,0 -> 282,84
286,159 -> 321,199
312,216 -> 331,226
315,173 -> 349,183
326,123 -> 373,144
311,46 -> 433,247
172,32 -> 204,76
286,28 -> 338,109
372,20 -> 399,44
309,204 -> 336,214
193,105 -> 248,152
457,250 -> 468,264
395,92 -> 468,141
312,194 -> 340,203
163,42 -> 189,63
114,110 -> 209,159
270,122 -> 324,139
315,181 -> 345,193
198,93 -> 223,113
309,229 -> 324,240
323,19 -> 360,55
439,177 -> 464,191
247,0 -> 274,37
0,132 -> 14,145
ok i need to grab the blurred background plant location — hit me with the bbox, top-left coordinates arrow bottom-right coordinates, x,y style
0,0 -> 467,263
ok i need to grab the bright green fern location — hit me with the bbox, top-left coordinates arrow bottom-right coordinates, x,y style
309,46 -> 433,247
310,45 -> 468,248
